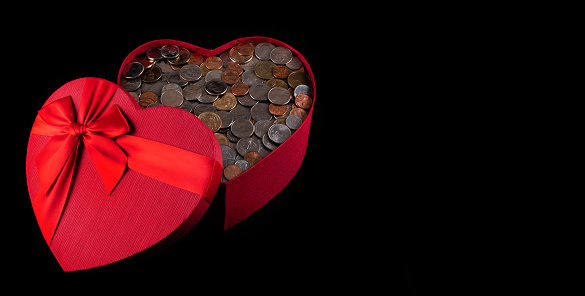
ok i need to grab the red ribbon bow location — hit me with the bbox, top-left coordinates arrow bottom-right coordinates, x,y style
30,78 -> 222,245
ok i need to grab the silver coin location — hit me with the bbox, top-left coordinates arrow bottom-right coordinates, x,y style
161,45 -> 180,59
254,42 -> 276,60
157,60 -> 174,73
179,64 -> 202,82
286,114 -> 303,130
270,47 -> 293,65
129,91 -> 140,101
262,133 -> 279,150
122,62 -> 145,79
226,129 -> 239,142
235,159 -> 251,172
237,93 -> 257,107
254,119 -> 273,138
167,71 -> 188,86
249,83 -> 271,101
205,69 -> 223,82
220,144 -> 236,168
250,102 -> 272,121
141,80 -> 164,96
183,84 -> 202,101
236,137 -> 261,156
274,103 -> 292,119
286,56 -> 302,70
162,83 -> 182,94
241,70 -> 264,86
229,104 -> 251,121
146,102 -> 164,108
241,55 -> 260,72
179,100 -> 193,112
217,111 -> 233,128
258,144 -> 271,158
160,90 -> 183,107
267,87 -> 290,105
293,84 -> 313,98
193,103 -> 217,116
205,80 -> 228,95
231,118 -> 254,138
267,123 -> 291,144
198,91 -> 218,103
120,77 -> 141,92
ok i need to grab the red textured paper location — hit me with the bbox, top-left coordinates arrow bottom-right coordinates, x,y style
26,78 -> 222,271
118,37 -> 315,229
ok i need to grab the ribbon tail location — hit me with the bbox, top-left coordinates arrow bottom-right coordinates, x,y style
84,133 -> 127,194
32,141 -> 79,245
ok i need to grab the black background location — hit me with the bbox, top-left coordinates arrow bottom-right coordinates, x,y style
6,9 -> 434,294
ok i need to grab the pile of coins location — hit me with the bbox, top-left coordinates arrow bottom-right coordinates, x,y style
120,42 -> 313,182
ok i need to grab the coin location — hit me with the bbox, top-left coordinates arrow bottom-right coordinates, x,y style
205,69 -> 223,82
249,83 -> 271,101
146,48 -> 163,60
244,151 -> 262,165
254,60 -> 276,79
294,84 -> 313,97
268,123 -> 291,144
267,87 -> 290,105
270,47 -> 293,65
217,110 -> 233,128
295,93 -> 313,109
198,91 -> 218,103
205,56 -> 223,70
231,81 -> 249,96
167,71 -> 188,86
179,64 -> 202,81
198,111 -> 222,133
266,78 -> 288,89
188,52 -> 205,65
272,65 -> 291,79
286,114 -> 303,130
168,47 -> 191,65
193,103 -> 217,115
140,91 -> 159,103
290,106 -> 307,121
220,144 -> 236,168
141,80 -> 164,96
241,70 -> 264,85
161,90 -> 183,107
235,159 -> 251,172
182,84 -> 202,101
288,71 -> 311,88
250,102 -> 272,121
120,77 -> 141,92
162,83 -> 182,94
205,80 -> 228,95
237,93 -> 256,106
122,62 -> 144,79
286,56 -> 302,70
229,46 -> 253,63
161,45 -> 180,59
133,56 -> 155,69
141,65 -> 162,83
215,132 -> 230,146
230,118 -> 254,138
226,63 -> 243,75
223,164 -> 242,180
236,42 -> 255,56
253,119 -> 272,138
213,92 -> 237,111
236,137 -> 260,156
269,103 -> 288,116
254,42 -> 276,60
221,69 -> 240,84
139,98 -> 155,109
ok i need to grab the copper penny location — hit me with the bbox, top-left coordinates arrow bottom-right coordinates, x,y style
188,52 -> 205,65
221,69 -> 240,84
295,94 -> 313,109
138,98 -> 155,109
205,56 -> 223,70
214,132 -> 230,146
231,81 -> 249,96
168,47 -> 191,65
229,46 -> 253,63
140,91 -> 159,103
226,62 -> 243,75
269,103 -> 288,116
290,107 -> 307,121
244,151 -> 262,165
236,42 -> 255,56
272,65 -> 290,79
224,164 -> 242,180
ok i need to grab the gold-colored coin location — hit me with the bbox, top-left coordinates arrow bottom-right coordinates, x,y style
287,71 -> 311,88
254,60 -> 276,79
141,65 -> 162,83
214,132 -> 230,146
168,47 -> 191,65
273,118 -> 286,125
213,92 -> 237,111
229,46 -> 253,63
200,62 -> 211,77
198,111 -> 222,132
266,78 -> 288,89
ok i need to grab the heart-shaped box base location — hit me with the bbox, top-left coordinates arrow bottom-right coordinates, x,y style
26,78 -> 222,271
118,37 -> 316,230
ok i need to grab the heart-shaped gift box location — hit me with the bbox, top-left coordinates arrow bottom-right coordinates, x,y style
25,37 -> 315,271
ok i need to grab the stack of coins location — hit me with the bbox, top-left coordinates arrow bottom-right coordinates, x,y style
120,42 -> 313,182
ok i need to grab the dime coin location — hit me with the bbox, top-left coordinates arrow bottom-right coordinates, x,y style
244,151 -> 262,165
179,64 -> 202,82
161,90 -> 184,107
231,81 -> 249,96
249,83 -> 271,101
254,42 -> 276,60
182,84 -> 202,101
267,87 -> 291,105
161,45 -> 180,59
272,65 -> 291,79
270,47 -> 293,65
223,164 -> 242,180
287,71 -> 311,88
168,47 -> 191,65
205,56 -> 223,70
286,114 -> 303,130
254,60 -> 276,79
295,93 -> 313,109
122,62 -> 144,79
205,80 -> 228,95
235,159 -> 251,172
236,137 -> 260,156
230,118 -> 254,138
141,65 -> 162,83
268,123 -> 291,144
213,92 -> 237,111
198,111 -> 222,133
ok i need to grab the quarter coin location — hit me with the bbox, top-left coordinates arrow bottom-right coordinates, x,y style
160,90 -> 184,107
179,64 -> 202,82
268,123 -> 291,144
267,87 -> 290,105
254,42 -> 276,60
230,118 -> 254,138
270,47 -> 293,65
